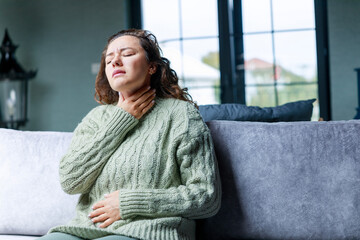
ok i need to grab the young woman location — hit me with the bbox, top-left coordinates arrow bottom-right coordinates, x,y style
39,29 -> 221,240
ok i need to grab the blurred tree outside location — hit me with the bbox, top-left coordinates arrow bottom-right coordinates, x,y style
247,65 -> 318,107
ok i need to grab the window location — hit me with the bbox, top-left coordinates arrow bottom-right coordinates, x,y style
142,0 -> 220,105
242,0 -> 319,120
139,0 -> 329,120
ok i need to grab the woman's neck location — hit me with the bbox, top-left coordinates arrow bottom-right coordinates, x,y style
119,84 -> 151,99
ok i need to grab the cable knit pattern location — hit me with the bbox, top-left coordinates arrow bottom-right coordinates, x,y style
49,98 -> 221,240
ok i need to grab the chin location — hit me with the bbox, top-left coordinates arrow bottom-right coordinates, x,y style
109,78 -> 148,94
109,81 -> 129,92
113,85 -> 140,95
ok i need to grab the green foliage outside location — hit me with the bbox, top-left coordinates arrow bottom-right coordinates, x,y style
247,66 -> 319,120
248,67 -> 318,106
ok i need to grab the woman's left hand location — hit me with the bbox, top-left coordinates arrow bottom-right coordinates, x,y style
89,190 -> 121,228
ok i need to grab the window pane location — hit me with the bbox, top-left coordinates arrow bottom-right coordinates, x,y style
188,86 -> 220,105
274,31 -> 317,84
182,38 -> 220,104
277,83 -> 319,120
246,85 -> 276,107
244,34 -> 274,84
242,0 -> 272,33
181,0 -> 218,38
142,0 -> 180,42
160,41 -> 184,84
182,38 -> 220,83
277,83 -> 317,105
272,0 -> 315,31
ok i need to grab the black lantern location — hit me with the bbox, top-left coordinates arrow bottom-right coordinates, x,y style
0,29 -> 36,129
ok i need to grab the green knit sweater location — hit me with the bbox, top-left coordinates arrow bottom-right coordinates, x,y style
49,98 -> 221,240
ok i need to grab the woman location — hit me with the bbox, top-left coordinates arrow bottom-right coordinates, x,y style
39,29 -> 221,240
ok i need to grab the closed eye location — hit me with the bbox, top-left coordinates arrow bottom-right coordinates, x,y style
106,58 -> 112,64
122,50 -> 135,57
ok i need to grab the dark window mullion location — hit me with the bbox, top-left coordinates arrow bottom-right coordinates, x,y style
218,0 -> 237,103
314,0 -> 331,120
128,0 -> 142,29
233,0 -> 246,104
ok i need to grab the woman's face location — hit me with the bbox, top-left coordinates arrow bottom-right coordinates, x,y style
105,35 -> 152,95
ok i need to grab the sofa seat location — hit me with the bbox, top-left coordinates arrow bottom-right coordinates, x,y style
0,235 -> 40,240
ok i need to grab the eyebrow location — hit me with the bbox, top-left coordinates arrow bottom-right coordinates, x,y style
105,47 -> 135,57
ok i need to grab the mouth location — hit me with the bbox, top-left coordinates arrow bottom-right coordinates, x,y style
112,69 -> 126,78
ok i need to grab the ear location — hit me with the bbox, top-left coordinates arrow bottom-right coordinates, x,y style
149,64 -> 157,75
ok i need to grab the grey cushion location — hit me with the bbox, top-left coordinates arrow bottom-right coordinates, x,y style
199,99 -> 315,122
197,120 -> 360,240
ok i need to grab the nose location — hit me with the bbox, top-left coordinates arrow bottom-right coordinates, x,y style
111,53 -> 123,67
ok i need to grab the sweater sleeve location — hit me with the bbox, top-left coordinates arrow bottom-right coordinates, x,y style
118,105 -> 221,220
60,105 -> 138,195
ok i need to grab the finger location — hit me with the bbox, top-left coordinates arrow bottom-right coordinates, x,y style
92,201 -> 104,210
89,208 -> 106,218
131,95 -> 155,119
125,89 -> 154,112
128,86 -> 151,101
138,93 -> 155,111
92,213 -> 108,224
99,218 -> 115,228
141,100 -> 155,115
135,89 -> 156,106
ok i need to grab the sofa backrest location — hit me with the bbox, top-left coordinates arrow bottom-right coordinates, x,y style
197,120 -> 360,240
0,128 -> 78,236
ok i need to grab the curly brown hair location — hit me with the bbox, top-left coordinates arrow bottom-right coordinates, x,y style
94,29 -> 196,107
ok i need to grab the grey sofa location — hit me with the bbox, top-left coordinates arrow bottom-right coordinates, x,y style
1,119 -> 360,239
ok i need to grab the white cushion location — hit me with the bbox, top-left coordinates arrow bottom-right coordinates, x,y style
0,128 -> 79,236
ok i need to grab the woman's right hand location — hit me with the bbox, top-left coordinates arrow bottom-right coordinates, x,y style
117,86 -> 156,119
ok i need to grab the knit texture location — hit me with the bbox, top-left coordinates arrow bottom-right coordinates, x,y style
49,98 -> 221,240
